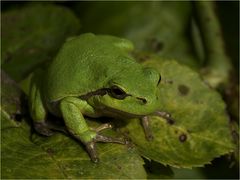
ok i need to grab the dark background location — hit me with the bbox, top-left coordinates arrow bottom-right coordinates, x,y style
1,1 -> 239,179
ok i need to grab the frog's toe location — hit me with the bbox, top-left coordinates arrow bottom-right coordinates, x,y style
155,111 -> 175,125
141,116 -> 154,141
83,130 -> 126,163
94,134 -> 126,144
94,123 -> 113,132
85,141 -> 99,163
34,122 -> 54,136
93,123 -> 126,144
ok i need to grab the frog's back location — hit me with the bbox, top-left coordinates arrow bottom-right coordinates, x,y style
45,33 -> 135,102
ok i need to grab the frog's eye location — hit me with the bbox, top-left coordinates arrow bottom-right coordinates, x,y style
109,85 -> 128,100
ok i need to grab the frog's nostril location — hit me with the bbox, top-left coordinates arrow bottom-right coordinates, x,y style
137,97 -> 147,104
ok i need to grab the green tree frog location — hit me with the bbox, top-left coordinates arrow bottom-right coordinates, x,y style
29,33 -> 172,162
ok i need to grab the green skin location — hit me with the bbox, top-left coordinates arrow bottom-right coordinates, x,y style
29,33 -> 167,162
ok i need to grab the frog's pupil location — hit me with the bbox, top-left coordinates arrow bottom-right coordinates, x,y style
110,86 -> 127,99
112,88 -> 124,95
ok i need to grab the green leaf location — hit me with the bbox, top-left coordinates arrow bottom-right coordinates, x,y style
0,71 -> 25,129
172,167 -> 206,179
144,159 -> 174,179
1,3 -> 80,81
122,59 -> 234,168
1,115 -> 146,178
77,1 -> 200,69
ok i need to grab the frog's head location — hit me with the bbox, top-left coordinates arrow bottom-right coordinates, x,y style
92,66 -> 161,118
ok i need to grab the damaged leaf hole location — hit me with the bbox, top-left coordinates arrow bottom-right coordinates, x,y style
179,133 -> 187,142
178,84 -> 190,96
175,130 -> 188,142
117,165 -> 122,170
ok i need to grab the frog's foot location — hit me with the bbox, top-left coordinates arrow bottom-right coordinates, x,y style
155,111 -> 175,125
141,112 -> 175,141
34,121 -> 54,136
86,134 -> 126,163
94,123 -> 126,144
141,116 -> 154,141
85,123 -> 126,163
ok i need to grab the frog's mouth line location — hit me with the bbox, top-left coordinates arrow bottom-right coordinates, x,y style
100,105 -> 147,119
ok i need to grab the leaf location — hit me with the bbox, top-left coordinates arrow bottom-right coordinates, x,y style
0,70 -> 25,129
1,115 -> 146,179
1,3 -> 80,81
172,167 -> 206,179
194,1 -> 233,88
121,59 -> 234,168
144,159 -> 174,179
77,1 -> 200,69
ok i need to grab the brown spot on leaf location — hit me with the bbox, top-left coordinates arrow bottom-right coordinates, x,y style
167,118 -> 175,125
178,84 -> 190,96
117,165 -> 122,170
179,133 -> 187,142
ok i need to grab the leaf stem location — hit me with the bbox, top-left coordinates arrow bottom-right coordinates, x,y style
193,1 -> 233,88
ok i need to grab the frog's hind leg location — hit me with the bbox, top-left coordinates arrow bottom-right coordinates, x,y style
29,71 -> 54,136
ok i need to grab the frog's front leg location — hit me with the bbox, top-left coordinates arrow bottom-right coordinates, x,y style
60,97 -> 125,162
141,116 -> 154,141
155,111 -> 175,125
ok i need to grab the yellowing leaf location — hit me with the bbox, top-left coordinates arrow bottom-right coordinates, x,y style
122,60 -> 234,168
1,116 -> 146,178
